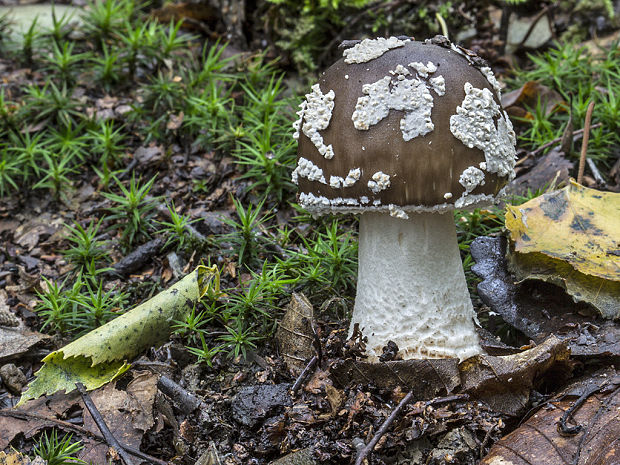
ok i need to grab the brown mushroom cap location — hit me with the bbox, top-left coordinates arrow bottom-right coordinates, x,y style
294,37 -> 516,213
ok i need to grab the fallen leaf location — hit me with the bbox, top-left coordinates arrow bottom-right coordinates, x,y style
13,213 -> 64,251
331,336 -> 569,416
81,371 -> 159,464
1,373 -> 158,465
505,180 -> 620,319
502,81 -> 565,120
0,292 -> 50,364
325,384 -> 343,415
0,451 -> 45,465
167,112 -> 184,130
506,148 -> 573,197
460,335 -> 570,415
470,236 -> 620,360
480,368 -> 620,465
275,293 -> 315,375
18,265 -> 217,405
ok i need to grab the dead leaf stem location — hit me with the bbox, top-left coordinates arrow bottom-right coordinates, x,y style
558,382 -> 604,435
577,101 -> 596,184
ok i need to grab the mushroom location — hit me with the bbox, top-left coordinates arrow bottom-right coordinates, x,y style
293,36 -> 517,362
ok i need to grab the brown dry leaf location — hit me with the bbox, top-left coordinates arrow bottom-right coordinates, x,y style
1,373 -> 159,464
325,384 -> 344,415
304,368 -> 331,394
81,372 -> 159,464
481,370 -> 620,465
502,81 -> 566,120
330,357 -> 460,399
0,390 -> 84,449
167,112 -> 184,130
331,337 -> 569,416
13,213 -> 64,251
134,145 -> 164,166
0,291 -> 49,363
506,148 -> 573,197
275,293 -> 315,375
460,335 -> 570,415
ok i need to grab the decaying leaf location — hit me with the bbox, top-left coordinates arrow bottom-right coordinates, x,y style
270,447 -> 317,465
506,148 -> 573,197
330,336 -> 569,416
502,81 -> 565,120
480,368 -> 620,465
505,180 -> 620,319
460,336 -> 570,415
81,371 -> 159,464
1,372 -> 159,465
0,290 -> 50,363
275,293 -> 315,375
18,265 -> 217,405
0,451 -> 45,465
471,236 -> 620,360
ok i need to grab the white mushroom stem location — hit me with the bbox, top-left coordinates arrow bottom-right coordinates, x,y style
350,211 -> 482,361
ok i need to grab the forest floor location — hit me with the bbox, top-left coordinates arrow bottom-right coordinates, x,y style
0,0 -> 619,464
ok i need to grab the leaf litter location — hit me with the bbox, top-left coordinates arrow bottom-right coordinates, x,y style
0,2 -> 619,464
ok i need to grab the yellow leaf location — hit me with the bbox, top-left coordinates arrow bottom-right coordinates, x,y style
18,265 -> 217,406
505,180 -> 620,318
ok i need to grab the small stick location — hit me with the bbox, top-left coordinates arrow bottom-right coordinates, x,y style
291,355 -> 318,394
158,374 -> 206,415
355,391 -> 414,465
354,393 -> 469,465
558,384 -> 601,435
577,101 -> 596,184
586,158 -> 606,186
76,383 -> 136,465
530,123 -> 601,157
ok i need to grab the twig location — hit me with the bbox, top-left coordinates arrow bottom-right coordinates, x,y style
558,383 -> 601,436
577,101 -> 596,184
572,384 -> 620,465
158,374 -> 208,417
586,158 -> 606,186
76,383 -> 136,465
354,393 -> 469,465
0,409 -> 168,465
291,355 -> 318,395
116,158 -> 139,180
107,237 -> 166,277
354,391 -> 414,465
480,422 -> 498,456
530,123 -> 601,157
518,5 -> 551,50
